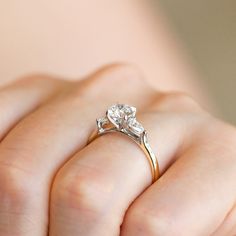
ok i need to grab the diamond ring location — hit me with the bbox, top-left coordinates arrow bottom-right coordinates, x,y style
88,104 -> 159,183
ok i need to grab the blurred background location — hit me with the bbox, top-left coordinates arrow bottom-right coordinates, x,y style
0,1 -> 235,124
156,0 -> 236,124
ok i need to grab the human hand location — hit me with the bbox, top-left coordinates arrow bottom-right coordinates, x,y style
0,64 -> 236,236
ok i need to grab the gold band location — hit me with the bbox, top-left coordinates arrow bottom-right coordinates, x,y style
88,114 -> 160,183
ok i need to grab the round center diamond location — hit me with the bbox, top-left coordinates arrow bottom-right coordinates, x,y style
107,104 -> 144,135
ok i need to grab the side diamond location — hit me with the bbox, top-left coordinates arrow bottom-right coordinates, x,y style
128,118 -> 144,135
97,117 -> 109,132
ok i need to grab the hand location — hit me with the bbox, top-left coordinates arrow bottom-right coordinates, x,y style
0,64 -> 235,236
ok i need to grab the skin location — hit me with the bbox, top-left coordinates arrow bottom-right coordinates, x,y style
0,64 -> 235,236
0,0 -> 202,99
0,1 -> 234,235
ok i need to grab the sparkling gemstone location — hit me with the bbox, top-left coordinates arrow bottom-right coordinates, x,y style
128,118 -> 144,135
97,117 -> 109,126
97,117 -> 109,131
107,104 -> 144,135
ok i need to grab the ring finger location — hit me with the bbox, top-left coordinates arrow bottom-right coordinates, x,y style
50,93 -> 206,236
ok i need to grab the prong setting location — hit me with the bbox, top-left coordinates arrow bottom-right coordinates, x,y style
98,104 -> 145,140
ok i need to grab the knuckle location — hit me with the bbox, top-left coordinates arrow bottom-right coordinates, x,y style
14,74 -> 68,91
155,92 -> 203,112
87,63 -> 146,90
52,169 -> 111,216
93,63 -> 144,83
125,205 -> 185,236
68,63 -> 149,102
16,74 -> 55,84
0,163 -> 38,209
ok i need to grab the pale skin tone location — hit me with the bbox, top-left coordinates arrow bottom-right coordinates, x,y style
0,65 -> 235,236
0,1 -> 236,236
